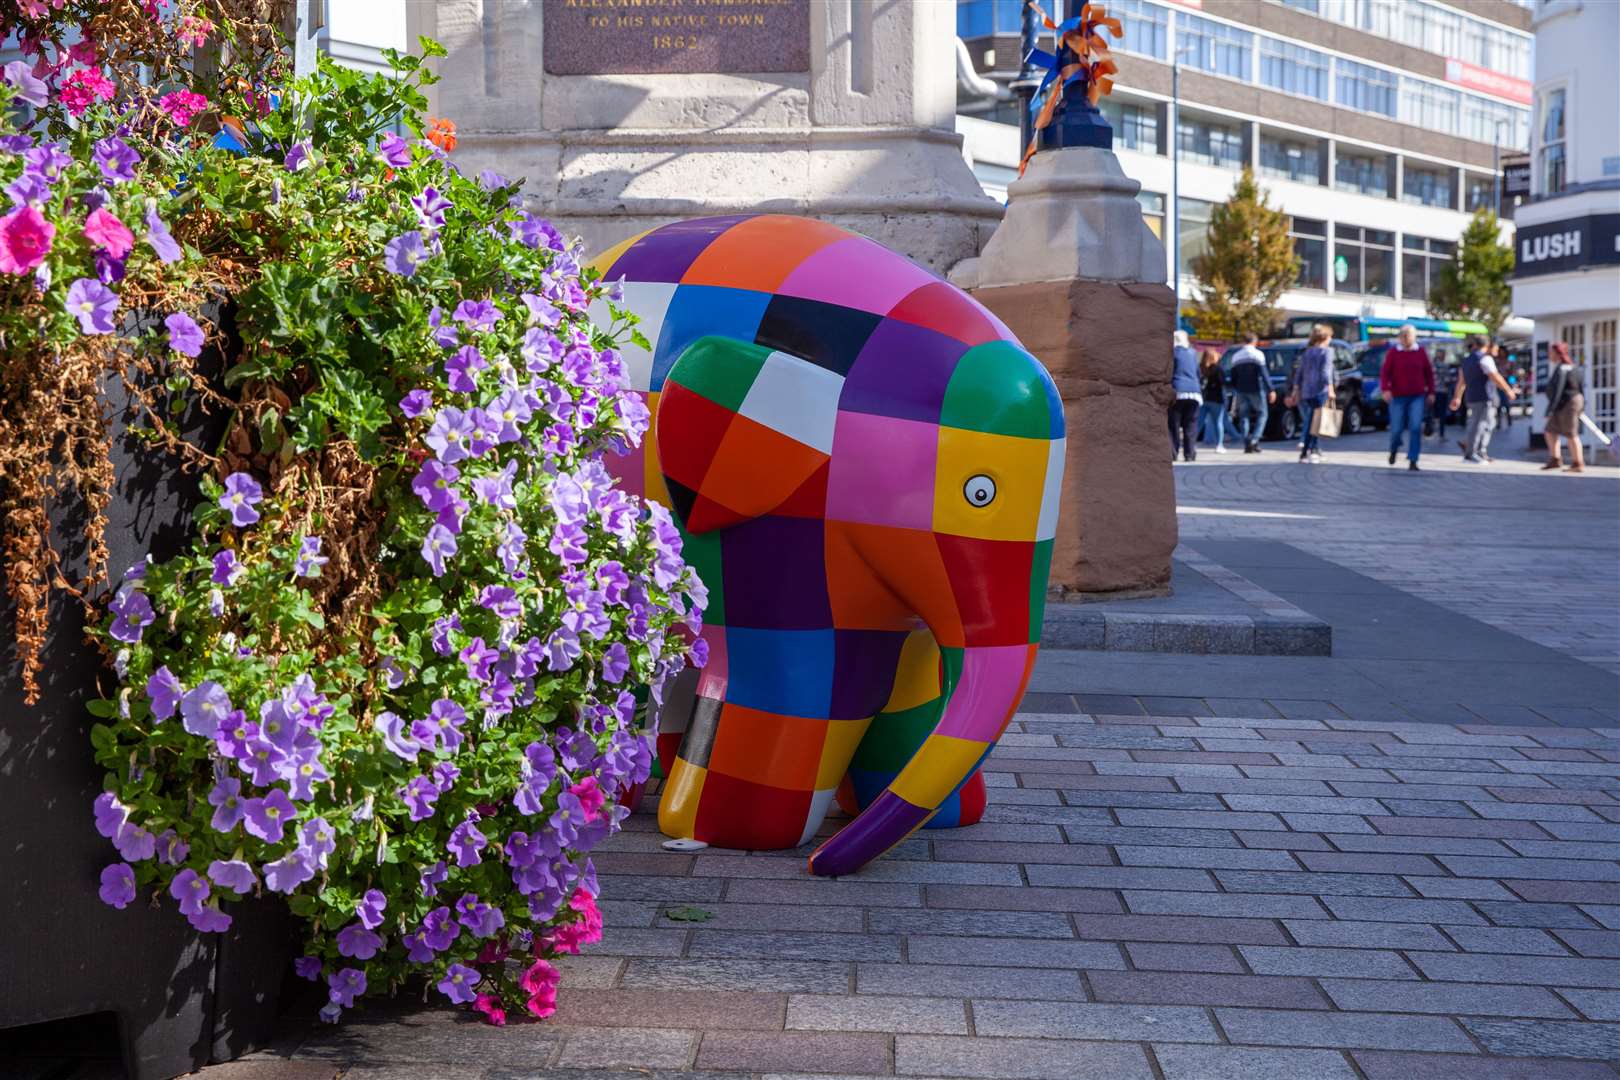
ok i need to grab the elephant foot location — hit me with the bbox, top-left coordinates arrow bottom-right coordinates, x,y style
657,754 -> 839,851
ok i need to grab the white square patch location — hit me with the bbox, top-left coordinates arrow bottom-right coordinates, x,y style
586,280 -> 676,392
1036,437 -> 1066,542
738,350 -> 844,455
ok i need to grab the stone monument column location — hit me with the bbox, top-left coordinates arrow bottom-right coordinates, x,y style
952,147 -> 1176,598
408,0 -> 1002,274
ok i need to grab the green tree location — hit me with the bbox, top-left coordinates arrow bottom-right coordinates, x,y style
1189,168 -> 1299,339
1428,208 -> 1515,336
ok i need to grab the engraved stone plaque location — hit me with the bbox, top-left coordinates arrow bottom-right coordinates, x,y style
543,0 -> 811,75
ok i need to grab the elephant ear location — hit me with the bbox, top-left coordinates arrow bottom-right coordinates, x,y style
656,335 -> 842,534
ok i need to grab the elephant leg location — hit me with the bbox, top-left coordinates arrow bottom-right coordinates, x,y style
840,629 -> 988,830
656,624 -> 902,850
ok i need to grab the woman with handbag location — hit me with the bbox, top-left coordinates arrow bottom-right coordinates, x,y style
1286,324 -> 1337,463
1542,340 -> 1587,473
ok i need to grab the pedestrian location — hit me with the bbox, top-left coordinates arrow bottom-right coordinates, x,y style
1286,324 -> 1336,463
1497,346 -> 1516,429
1168,330 -> 1202,462
1429,356 -> 1455,440
1197,348 -> 1229,453
1541,340 -> 1587,473
1227,331 -> 1274,453
1451,333 -> 1518,463
1379,324 -> 1435,472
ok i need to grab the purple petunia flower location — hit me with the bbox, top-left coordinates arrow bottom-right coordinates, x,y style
2,61 -> 48,108
98,862 -> 136,908
156,829 -> 191,866
286,749 -> 330,802
300,817 -> 336,868
453,299 -> 499,332
208,859 -> 256,893
187,904 -> 233,933
428,305 -> 459,348
420,860 -> 448,898
400,388 -> 432,418
146,666 -> 183,720
294,536 -> 327,577
464,408 -> 499,458
421,523 -> 457,578
208,776 -> 245,832
459,637 -> 498,684
479,169 -> 509,191
424,406 -> 472,464
437,962 -> 479,1005
294,955 -> 322,981
170,868 -> 211,915
336,922 -> 383,959
166,311 -> 204,357
444,345 -> 486,393
376,711 -> 422,761
356,888 -> 386,930
448,819 -> 487,867
410,185 -> 452,232
6,170 -> 51,207
601,642 -> 630,684
399,775 -> 440,821
181,681 -> 232,739
145,204 -> 182,263
65,277 -> 119,335
422,905 -> 459,951
378,132 -> 413,168
383,231 -> 428,277
93,136 -> 139,183
242,787 -> 296,843
379,656 -> 408,689
219,472 -> 263,526
283,141 -> 311,172
411,459 -> 460,512
262,849 -> 315,893
212,549 -> 242,586
431,614 -> 462,657
479,585 -> 521,620
328,968 -> 366,1008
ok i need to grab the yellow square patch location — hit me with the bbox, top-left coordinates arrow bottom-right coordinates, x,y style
657,758 -> 706,839
816,717 -> 874,790
931,427 -> 1048,542
884,630 -> 942,714
891,734 -> 988,809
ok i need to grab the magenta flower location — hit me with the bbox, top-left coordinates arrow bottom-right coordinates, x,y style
145,205 -> 182,263
438,963 -> 480,1005
159,89 -> 208,127
83,208 -> 135,259
242,787 -> 296,843
208,859 -> 256,893
448,819 -> 487,867
383,230 -> 428,277
98,863 -> 136,909
336,922 -> 383,959
61,68 -> 116,117
181,681 -> 231,739
0,205 -> 54,274
421,523 -> 457,577
208,776 -> 245,832
219,472 -> 263,526
65,277 -> 119,335
108,585 -> 154,643
146,666 -> 183,720
93,136 -> 139,183
165,312 -> 205,357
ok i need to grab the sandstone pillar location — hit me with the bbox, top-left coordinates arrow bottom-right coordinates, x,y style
406,1 -> 1002,275
953,147 -> 1176,597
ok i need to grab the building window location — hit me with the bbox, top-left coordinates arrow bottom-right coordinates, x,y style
1464,173 -> 1494,213
1259,38 -> 1328,100
1178,14 -> 1253,81
1177,116 -> 1245,168
1335,58 -> 1396,118
1177,197 -> 1213,278
1137,191 -> 1165,240
1277,0 -> 1320,12
1112,0 -> 1168,60
1401,235 -> 1454,301
1335,149 -> 1391,198
1291,217 -> 1328,290
1101,99 -> 1160,154
1539,87 -> 1567,195
1462,94 -> 1530,153
1401,1 -> 1461,58
956,0 -> 1024,38
1403,164 -> 1455,209
1400,78 -> 1460,136
1321,0 -> 1398,37
1260,133 -> 1321,185
1334,224 -> 1395,297
1593,319 -> 1617,436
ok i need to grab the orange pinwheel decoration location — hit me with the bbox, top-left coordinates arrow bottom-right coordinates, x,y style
1019,1 -> 1124,175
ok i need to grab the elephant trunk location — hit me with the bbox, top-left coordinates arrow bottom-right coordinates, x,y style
806,640 -> 1036,877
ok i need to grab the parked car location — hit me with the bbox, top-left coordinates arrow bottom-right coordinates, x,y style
1353,336 -> 1465,430
1219,338 -> 1365,441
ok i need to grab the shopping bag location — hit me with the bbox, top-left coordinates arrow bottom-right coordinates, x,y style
1312,402 -> 1342,438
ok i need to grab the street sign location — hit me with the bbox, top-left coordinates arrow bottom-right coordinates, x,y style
1501,160 -> 1531,197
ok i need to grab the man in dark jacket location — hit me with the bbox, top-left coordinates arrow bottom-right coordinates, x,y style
1227,332 -> 1274,453
1169,331 -> 1201,462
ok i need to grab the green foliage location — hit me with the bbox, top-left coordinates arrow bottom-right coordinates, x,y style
1189,169 -> 1299,339
1428,208 -> 1515,336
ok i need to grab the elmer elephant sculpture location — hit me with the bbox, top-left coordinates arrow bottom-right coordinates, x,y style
589,215 -> 1064,876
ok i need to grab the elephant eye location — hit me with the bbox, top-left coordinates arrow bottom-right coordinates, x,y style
963,474 -> 996,508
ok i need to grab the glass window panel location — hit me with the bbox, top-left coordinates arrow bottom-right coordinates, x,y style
1402,252 -> 1428,300
1179,13 -> 1253,80
1260,133 -> 1321,185
1335,150 -> 1391,198
1112,0 -> 1168,60
1177,198 -> 1213,277
1102,99 -> 1161,153
1335,57 -> 1396,117
1365,244 -> 1393,297
1260,38 -> 1328,100
1292,217 -> 1327,289
1177,118 -> 1245,168
1403,165 -> 1455,209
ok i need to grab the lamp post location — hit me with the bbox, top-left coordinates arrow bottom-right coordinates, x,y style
1169,41 -> 1197,329
1492,117 -> 1508,216
1010,0 -> 1042,158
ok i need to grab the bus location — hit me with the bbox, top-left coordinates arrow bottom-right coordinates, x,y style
1283,315 -> 1490,343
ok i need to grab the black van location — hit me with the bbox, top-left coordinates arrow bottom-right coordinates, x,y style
1219,338 -> 1365,442
1353,337 -> 1465,429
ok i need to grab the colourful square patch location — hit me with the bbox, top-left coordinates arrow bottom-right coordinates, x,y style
931,426 -> 1049,542
825,412 -> 939,531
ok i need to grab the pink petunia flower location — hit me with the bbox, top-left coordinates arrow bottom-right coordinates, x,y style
83,208 -> 134,259
59,68 -> 115,117
158,89 -> 208,128
0,205 -> 55,274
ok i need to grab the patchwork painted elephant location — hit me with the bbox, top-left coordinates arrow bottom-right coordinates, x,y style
587,215 -> 1064,876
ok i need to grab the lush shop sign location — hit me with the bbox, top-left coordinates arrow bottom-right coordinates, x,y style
1513,214 -> 1620,278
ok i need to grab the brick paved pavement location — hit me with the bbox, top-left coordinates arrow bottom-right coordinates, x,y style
217,707 -> 1620,1080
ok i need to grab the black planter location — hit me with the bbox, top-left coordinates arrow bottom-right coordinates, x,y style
0,308 -> 293,1079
